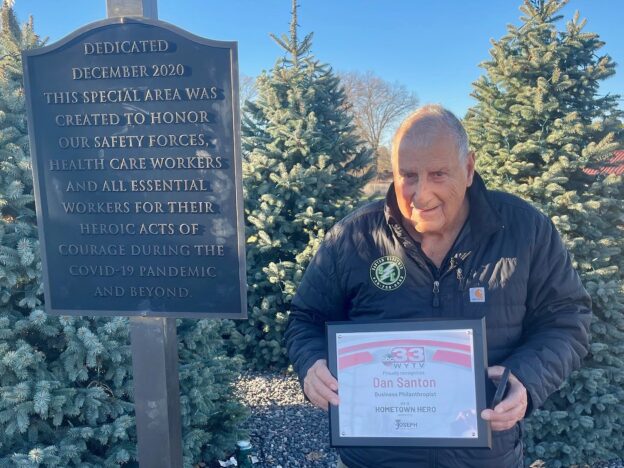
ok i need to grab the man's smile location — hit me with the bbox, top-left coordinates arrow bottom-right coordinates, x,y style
413,205 -> 440,215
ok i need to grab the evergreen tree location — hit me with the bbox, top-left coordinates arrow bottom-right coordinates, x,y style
0,3 -> 245,466
465,1 -> 624,465
238,0 -> 374,368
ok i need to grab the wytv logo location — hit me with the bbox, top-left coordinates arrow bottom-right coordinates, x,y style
383,346 -> 426,368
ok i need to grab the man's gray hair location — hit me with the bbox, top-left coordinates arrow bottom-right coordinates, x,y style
392,104 -> 469,162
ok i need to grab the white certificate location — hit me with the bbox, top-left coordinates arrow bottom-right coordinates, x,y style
327,319 -> 491,448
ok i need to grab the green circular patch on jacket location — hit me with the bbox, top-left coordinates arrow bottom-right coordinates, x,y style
370,255 -> 406,291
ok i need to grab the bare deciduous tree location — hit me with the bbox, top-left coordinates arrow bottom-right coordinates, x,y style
340,71 -> 418,176
239,73 -> 258,107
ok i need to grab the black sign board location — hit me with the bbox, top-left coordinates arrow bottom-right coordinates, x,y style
23,17 -> 246,318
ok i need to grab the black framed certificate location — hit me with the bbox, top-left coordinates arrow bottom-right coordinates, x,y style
326,318 -> 490,448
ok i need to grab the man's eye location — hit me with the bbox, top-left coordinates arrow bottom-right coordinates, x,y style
433,172 -> 445,178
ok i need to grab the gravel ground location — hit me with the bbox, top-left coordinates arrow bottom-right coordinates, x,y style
232,371 -> 623,468
233,371 -> 338,467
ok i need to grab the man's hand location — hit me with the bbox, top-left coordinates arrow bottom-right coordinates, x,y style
480,365 -> 528,431
303,359 -> 339,411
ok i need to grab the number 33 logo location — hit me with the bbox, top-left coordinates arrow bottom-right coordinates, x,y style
391,347 -> 425,362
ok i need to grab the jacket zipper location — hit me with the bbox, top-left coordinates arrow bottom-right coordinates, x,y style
455,252 -> 472,291
432,280 -> 440,307
395,221 -> 471,308
432,253 -> 471,307
432,263 -> 459,308
458,267 -> 474,291
432,261 -> 460,307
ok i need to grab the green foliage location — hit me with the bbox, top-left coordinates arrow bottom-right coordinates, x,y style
0,3 -> 245,466
465,0 -> 624,465
177,319 -> 247,466
238,3 -> 373,368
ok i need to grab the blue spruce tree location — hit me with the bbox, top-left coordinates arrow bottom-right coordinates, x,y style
238,0 -> 374,368
465,0 -> 624,465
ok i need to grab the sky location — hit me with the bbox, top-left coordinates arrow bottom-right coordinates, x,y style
13,0 -> 624,118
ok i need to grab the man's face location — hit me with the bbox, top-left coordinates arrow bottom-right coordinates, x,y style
393,127 -> 475,236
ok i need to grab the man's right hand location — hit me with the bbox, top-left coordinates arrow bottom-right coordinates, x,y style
304,359 -> 339,411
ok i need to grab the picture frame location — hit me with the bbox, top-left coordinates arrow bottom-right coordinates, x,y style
326,318 -> 490,448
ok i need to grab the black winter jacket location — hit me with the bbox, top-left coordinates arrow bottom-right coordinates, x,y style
285,174 -> 591,468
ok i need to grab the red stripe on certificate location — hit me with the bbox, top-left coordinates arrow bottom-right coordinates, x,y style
431,350 -> 472,368
337,339 -> 471,355
338,352 -> 374,370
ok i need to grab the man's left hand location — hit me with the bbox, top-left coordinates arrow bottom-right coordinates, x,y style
480,365 -> 528,431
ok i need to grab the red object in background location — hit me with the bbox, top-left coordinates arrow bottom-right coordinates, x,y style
584,150 -> 624,176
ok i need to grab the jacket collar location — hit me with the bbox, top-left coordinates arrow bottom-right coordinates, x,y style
384,172 -> 503,245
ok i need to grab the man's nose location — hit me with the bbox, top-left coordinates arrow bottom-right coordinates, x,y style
410,181 -> 430,208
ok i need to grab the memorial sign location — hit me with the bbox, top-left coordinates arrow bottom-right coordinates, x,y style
23,17 -> 246,318
327,319 -> 491,447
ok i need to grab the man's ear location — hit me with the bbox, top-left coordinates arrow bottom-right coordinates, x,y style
466,151 -> 476,186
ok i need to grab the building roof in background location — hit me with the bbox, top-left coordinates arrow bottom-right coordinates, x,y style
584,150 -> 624,176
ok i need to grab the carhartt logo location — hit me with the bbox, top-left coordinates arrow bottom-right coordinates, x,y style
370,256 -> 406,291
469,287 -> 485,302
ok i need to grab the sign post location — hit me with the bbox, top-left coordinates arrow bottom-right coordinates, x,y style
109,3 -> 182,466
22,1 -> 246,466
130,316 -> 183,467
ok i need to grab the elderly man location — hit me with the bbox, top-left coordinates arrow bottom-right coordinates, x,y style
284,104 -> 591,467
